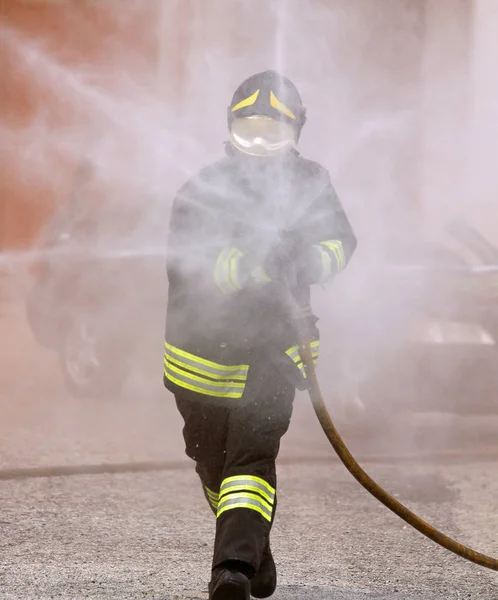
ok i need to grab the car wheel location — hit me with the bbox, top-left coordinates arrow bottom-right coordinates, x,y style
323,353 -> 394,436
59,312 -> 129,399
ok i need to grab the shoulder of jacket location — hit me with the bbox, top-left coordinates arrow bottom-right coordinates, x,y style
291,156 -> 334,200
294,154 -> 331,182
199,156 -> 232,177
180,157 -> 232,191
173,157 -> 230,201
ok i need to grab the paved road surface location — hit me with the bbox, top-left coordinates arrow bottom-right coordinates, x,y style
1,459 -> 497,599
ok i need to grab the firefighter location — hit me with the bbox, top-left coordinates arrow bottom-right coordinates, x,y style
163,70 -> 357,599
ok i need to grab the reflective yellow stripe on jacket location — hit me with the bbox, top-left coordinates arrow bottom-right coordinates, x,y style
164,342 -> 249,399
314,239 -> 346,285
285,340 -> 320,379
214,247 -> 244,293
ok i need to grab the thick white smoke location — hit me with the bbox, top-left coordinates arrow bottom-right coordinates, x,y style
1,0 -> 497,469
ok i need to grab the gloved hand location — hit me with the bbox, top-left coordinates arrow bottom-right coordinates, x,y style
264,230 -> 320,285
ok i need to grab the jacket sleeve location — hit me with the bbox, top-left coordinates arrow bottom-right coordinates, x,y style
297,174 -> 357,286
166,182 -> 217,286
166,180 -> 255,295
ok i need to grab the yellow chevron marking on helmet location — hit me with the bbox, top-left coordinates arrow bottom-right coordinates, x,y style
231,89 -> 260,112
270,91 -> 296,120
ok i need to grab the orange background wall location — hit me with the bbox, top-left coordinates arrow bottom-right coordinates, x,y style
0,0 -> 167,249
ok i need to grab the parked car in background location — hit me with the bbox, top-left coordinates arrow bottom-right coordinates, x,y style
320,219 -> 498,428
25,167 -> 169,398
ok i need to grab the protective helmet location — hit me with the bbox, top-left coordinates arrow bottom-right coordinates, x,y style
227,70 -> 307,157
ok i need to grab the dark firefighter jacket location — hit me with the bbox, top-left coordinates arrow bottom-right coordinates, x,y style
163,148 -> 357,400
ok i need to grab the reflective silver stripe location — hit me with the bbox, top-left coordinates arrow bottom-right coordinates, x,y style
320,240 -> 345,271
285,342 -> 320,379
205,487 -> 219,509
220,476 -> 275,504
214,247 -> 235,293
205,487 -> 219,501
295,360 -> 318,378
285,346 -> 301,363
165,343 -> 248,381
296,362 -> 306,377
207,497 -> 218,509
164,361 -> 245,399
214,247 -> 243,293
285,341 -> 320,364
165,342 -> 249,373
229,249 -> 243,289
314,245 -> 333,284
163,342 -> 249,399
217,493 -> 273,522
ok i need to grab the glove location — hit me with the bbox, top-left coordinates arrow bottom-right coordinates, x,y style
264,230 -> 321,285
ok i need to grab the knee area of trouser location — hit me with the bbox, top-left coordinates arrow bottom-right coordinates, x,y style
234,383 -> 295,439
196,460 -> 224,488
183,438 -> 223,462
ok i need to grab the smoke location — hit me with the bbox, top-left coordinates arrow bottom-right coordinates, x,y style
1,0 -> 497,473
2,27 -> 191,198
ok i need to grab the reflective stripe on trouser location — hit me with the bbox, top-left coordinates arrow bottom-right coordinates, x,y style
314,239 -> 345,284
204,486 -> 220,514
217,475 -> 276,523
214,247 -> 244,293
164,342 -> 249,399
285,340 -> 320,379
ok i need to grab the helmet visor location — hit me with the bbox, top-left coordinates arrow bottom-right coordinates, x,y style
230,115 -> 296,157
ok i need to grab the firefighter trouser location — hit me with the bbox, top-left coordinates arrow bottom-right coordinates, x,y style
174,361 -> 295,574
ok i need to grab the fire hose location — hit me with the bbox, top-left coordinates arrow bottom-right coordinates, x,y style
298,337 -> 498,571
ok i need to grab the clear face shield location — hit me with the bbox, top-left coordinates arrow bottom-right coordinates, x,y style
229,115 -> 297,157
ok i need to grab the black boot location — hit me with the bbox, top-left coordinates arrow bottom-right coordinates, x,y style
251,546 -> 277,598
208,567 -> 250,600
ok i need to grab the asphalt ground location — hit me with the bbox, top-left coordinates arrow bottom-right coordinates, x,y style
1,460 -> 497,599
1,279 -> 498,599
